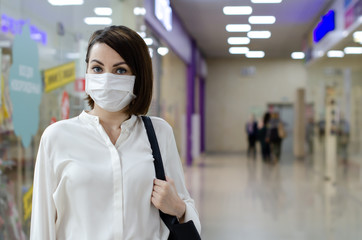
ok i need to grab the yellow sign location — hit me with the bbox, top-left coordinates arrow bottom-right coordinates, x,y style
23,185 -> 33,221
0,75 -> 10,124
44,61 -> 76,92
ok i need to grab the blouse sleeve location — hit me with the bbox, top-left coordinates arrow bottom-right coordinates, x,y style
163,125 -> 201,234
30,132 -> 57,240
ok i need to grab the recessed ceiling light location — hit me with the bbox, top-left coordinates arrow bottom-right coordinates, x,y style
251,0 -> 282,3
223,6 -> 252,15
344,47 -> 362,54
246,51 -> 265,58
227,37 -> 250,45
248,16 -> 276,24
84,17 -> 112,25
291,52 -> 305,59
327,50 -> 344,58
94,7 -> 112,16
229,47 -> 249,54
247,31 -> 271,39
226,24 -> 251,32
157,47 -> 169,56
48,0 -> 83,5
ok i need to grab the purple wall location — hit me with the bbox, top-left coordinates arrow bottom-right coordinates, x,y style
199,77 -> 206,153
186,40 -> 196,165
144,0 -> 192,64
144,0 -> 207,165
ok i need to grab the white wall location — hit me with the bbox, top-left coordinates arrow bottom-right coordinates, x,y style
160,49 -> 187,159
205,58 -> 308,153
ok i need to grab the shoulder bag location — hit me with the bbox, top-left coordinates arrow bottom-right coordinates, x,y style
141,116 -> 201,240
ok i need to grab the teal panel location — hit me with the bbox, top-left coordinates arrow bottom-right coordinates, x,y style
9,24 -> 42,148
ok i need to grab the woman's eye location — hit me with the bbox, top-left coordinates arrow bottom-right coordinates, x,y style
116,68 -> 127,74
92,67 -> 102,73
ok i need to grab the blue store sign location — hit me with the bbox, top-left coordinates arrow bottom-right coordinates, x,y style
9,25 -> 42,148
313,10 -> 336,43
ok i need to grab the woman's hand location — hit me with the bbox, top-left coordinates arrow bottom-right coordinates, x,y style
151,176 -> 186,220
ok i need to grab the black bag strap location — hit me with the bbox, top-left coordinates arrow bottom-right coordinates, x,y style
141,116 -> 179,228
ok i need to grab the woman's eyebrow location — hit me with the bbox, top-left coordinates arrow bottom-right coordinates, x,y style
113,61 -> 127,67
90,59 -> 104,65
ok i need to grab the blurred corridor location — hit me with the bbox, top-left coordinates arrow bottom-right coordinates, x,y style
1,0 -> 362,239
188,150 -> 362,240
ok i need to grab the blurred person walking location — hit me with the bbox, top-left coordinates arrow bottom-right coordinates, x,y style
317,117 -> 326,143
245,115 -> 258,159
337,114 -> 350,162
269,112 -> 285,162
306,117 -> 315,155
258,112 -> 271,162
30,25 -> 201,240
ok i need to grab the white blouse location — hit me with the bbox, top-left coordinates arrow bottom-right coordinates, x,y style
30,111 -> 201,240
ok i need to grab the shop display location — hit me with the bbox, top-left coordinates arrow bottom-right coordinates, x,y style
0,174 -> 26,240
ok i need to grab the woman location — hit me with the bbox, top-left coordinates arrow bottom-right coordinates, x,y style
30,25 -> 201,239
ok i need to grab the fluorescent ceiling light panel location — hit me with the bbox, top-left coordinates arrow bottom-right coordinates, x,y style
227,37 -> 250,45
344,47 -> 362,54
137,32 -> 146,38
327,50 -> 344,58
251,0 -> 282,3
249,16 -> 276,24
223,6 -> 252,15
144,38 -> 154,46
48,0 -> 83,5
157,47 -> 169,56
94,7 -> 112,16
134,7 -> 146,16
229,47 -> 249,54
291,52 -> 305,59
84,17 -> 112,25
353,31 -> 362,43
247,31 -> 271,39
226,24 -> 251,32
246,51 -> 265,58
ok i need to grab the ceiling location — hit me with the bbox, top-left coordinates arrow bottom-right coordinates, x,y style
1,0 -> 108,47
171,0 -> 335,59
3,0 -> 360,61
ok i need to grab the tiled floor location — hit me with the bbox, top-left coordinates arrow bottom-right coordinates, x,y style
185,151 -> 362,240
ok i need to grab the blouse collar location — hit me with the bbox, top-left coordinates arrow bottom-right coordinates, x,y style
79,110 -> 138,131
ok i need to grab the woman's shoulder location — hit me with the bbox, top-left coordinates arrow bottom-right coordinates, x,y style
139,116 -> 173,135
41,117 -> 81,140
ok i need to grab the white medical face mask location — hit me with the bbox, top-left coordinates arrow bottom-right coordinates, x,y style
85,73 -> 136,112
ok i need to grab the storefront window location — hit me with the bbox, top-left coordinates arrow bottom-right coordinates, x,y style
0,0 -> 105,237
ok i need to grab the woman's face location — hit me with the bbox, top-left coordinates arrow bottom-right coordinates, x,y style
87,43 -> 133,76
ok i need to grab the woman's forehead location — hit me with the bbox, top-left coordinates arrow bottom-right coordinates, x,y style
89,42 -> 124,62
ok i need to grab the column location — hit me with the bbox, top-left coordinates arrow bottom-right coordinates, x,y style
293,88 -> 306,158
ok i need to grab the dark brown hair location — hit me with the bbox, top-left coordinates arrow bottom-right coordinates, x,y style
85,25 -> 153,115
